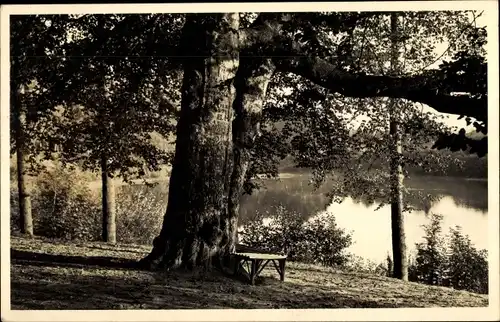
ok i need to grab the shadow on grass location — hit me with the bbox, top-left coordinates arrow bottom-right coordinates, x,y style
11,249 -> 139,270
78,244 -> 150,254
10,249 -> 403,309
10,267 -> 399,310
11,245 -> 484,309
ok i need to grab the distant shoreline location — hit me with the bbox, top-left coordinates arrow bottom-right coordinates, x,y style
86,172 -> 488,189
258,172 -> 488,181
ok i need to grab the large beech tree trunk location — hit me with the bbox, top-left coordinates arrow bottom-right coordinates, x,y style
140,13 -> 241,269
140,14 -> 276,270
13,86 -> 34,237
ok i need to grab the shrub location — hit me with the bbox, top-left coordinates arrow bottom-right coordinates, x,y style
10,187 -> 21,233
342,254 -> 389,276
30,163 -> 101,241
446,226 -> 488,294
239,206 -> 304,255
115,182 -> 168,245
409,213 -> 448,285
239,205 -> 352,267
408,213 -> 488,294
301,213 -> 353,267
10,159 -> 170,244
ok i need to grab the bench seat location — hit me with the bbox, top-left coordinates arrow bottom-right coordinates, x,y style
232,244 -> 287,285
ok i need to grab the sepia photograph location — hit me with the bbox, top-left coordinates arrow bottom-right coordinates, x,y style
1,2 -> 498,321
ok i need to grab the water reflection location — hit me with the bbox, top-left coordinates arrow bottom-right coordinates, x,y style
238,174 -> 488,263
319,195 -> 488,263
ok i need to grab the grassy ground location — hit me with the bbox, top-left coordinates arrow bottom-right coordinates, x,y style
10,236 -> 488,310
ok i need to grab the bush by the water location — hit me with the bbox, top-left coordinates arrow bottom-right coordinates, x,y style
409,213 -> 488,294
10,163 -> 168,244
239,205 -> 352,267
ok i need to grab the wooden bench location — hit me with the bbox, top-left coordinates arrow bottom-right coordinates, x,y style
232,244 -> 287,285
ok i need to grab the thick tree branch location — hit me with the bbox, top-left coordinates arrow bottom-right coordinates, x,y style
274,57 -> 487,122
238,14 -> 487,123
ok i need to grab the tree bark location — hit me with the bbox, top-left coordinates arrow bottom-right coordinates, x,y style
13,85 -> 34,237
228,58 -> 276,251
140,14 -> 277,270
389,103 -> 407,281
101,153 -> 116,243
389,13 -> 408,282
140,13 -> 241,270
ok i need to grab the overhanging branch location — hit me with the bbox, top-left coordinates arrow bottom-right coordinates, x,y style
238,13 -> 487,123
274,56 -> 487,123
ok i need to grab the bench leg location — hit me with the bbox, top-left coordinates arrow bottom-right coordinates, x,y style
250,259 -> 257,285
279,259 -> 286,281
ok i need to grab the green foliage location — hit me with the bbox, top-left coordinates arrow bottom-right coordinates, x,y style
409,213 -> 448,285
10,162 -> 169,244
11,163 -> 102,240
239,205 -> 352,267
188,11 -> 488,198
251,11 -> 486,204
432,129 -> 487,158
10,15 -> 74,176
9,13 -> 488,263
10,14 -> 181,183
115,183 -> 168,245
342,255 -> 390,276
258,11 -> 486,181
429,24 -> 488,156
11,12 -> 487,194
408,214 -> 488,294
446,226 -> 488,294
10,188 -> 21,232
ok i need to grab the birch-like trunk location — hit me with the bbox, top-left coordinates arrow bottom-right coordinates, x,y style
13,85 -> 33,237
101,153 -> 116,243
389,12 -> 408,281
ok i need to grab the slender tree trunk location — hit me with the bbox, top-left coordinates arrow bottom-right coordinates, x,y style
389,13 -> 408,281
13,85 -> 33,237
389,115 -> 407,280
101,153 -> 116,243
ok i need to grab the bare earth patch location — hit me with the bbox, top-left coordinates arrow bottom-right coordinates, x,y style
10,236 -> 488,309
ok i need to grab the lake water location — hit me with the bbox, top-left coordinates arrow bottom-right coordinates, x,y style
238,174 -> 488,264
315,195 -> 488,263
